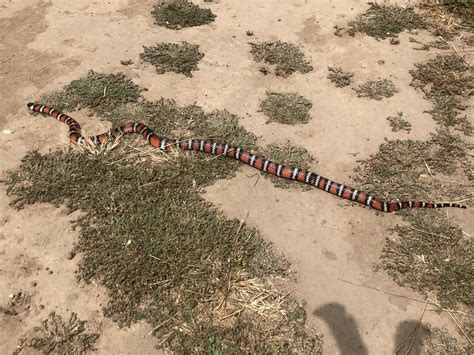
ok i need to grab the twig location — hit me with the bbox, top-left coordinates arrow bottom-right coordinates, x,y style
395,326 -> 418,355
407,226 -> 449,240
219,308 -> 244,321
157,330 -> 175,347
251,174 -> 260,190
337,278 -> 425,303
453,198 -> 472,204
337,278 -> 470,316
428,299 -> 473,346
234,210 -> 250,242
423,159 -> 435,181
339,278 -> 473,346
446,311 -> 473,345
438,36 -> 471,67
149,311 -> 180,335
405,299 -> 428,355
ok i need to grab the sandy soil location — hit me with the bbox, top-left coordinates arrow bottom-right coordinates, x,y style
0,0 -> 472,354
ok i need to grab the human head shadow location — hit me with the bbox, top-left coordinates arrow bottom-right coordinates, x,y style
314,303 -> 368,355
394,320 -> 430,354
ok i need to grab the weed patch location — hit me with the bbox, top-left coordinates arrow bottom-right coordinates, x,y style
410,54 -> 472,99
151,0 -> 216,30
347,3 -> 428,39
249,41 -> 313,77
386,112 -> 412,133
410,54 -> 473,135
14,312 -> 99,355
425,324 -> 473,354
354,79 -> 398,100
327,67 -> 354,87
381,211 -> 472,308
343,2 -> 472,41
418,1 -> 474,38
260,91 -> 313,125
42,70 -> 142,116
9,72 -> 322,353
140,42 -> 204,77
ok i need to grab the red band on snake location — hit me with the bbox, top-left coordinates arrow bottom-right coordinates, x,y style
27,103 -> 467,213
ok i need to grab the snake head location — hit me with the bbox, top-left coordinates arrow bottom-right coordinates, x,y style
26,103 -> 36,111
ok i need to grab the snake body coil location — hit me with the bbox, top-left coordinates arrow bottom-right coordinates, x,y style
27,103 -> 467,213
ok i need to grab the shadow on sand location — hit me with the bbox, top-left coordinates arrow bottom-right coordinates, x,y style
394,319 -> 430,354
314,303 -> 368,355
314,303 -> 431,354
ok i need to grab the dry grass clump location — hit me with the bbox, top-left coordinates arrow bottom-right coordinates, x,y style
151,0 -> 216,30
260,91 -> 313,125
347,3 -> 428,39
327,67 -> 354,87
14,312 -> 99,355
249,41 -> 313,77
354,79 -> 398,100
140,42 -> 204,77
343,2 -> 472,41
381,211 -> 472,309
410,54 -> 473,135
386,112 -> 412,133
424,324 -> 473,354
410,54 -> 472,99
418,1 -> 474,38
41,70 -> 141,117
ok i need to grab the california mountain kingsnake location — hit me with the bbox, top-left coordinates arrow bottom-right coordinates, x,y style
27,103 -> 467,213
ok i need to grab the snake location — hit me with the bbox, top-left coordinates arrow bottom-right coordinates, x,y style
27,103 -> 467,213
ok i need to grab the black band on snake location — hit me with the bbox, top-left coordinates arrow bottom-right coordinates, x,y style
26,103 -> 467,213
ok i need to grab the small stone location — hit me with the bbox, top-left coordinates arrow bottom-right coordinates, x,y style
66,251 -> 76,260
39,304 -> 44,309
30,281 -> 38,287
48,270 -> 53,275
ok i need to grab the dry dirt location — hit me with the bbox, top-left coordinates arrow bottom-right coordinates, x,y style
0,0 -> 472,354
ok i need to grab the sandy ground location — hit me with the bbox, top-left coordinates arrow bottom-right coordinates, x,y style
0,0 -> 472,354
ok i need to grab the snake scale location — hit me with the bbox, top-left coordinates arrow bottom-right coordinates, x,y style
27,103 -> 467,213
